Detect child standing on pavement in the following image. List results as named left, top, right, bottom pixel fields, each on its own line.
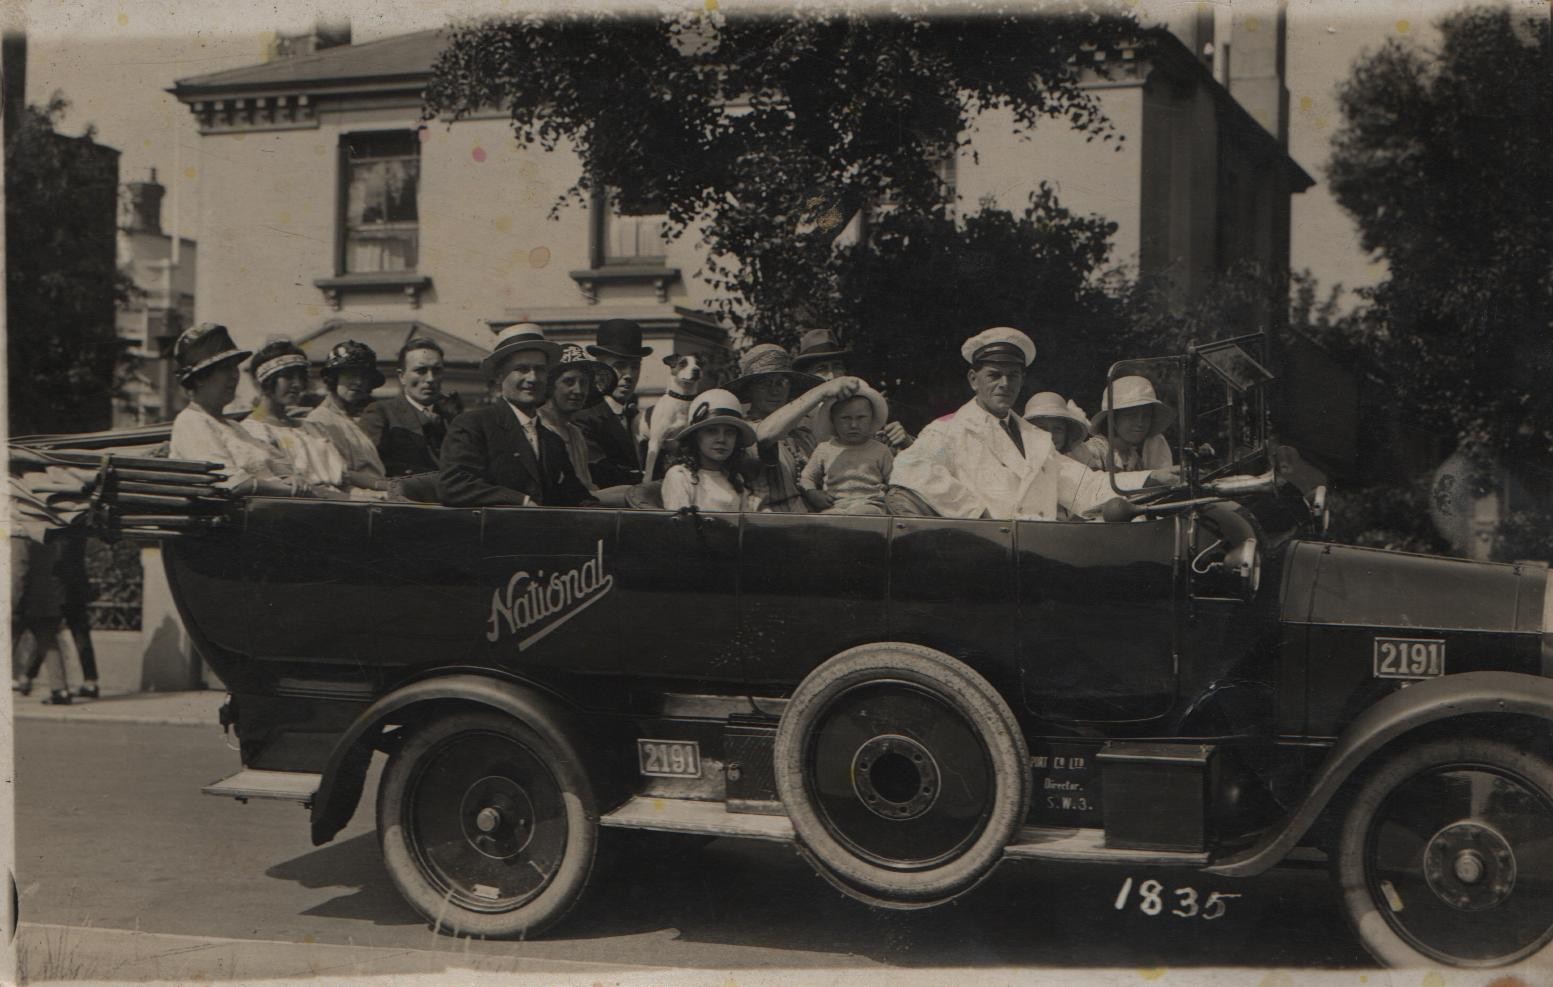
left=661, top=390, right=762, bottom=513
left=799, top=383, right=894, bottom=515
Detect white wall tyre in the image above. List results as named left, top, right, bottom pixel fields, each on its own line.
left=376, top=708, right=598, bottom=938
left=1334, top=735, right=1553, bottom=967
left=774, top=643, right=1030, bottom=906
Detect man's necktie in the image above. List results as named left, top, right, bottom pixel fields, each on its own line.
left=1002, top=415, right=1025, bottom=457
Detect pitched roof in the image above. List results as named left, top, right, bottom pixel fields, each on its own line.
left=296, top=320, right=490, bottom=367
left=170, top=30, right=443, bottom=98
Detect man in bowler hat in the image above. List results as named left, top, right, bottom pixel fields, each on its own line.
left=439, top=325, right=594, bottom=508
left=571, top=319, right=653, bottom=487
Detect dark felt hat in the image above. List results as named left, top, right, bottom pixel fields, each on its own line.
left=791, top=328, right=853, bottom=372
left=174, top=323, right=252, bottom=384
left=587, top=318, right=654, bottom=360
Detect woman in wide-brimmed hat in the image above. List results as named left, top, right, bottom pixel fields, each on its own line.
left=1086, top=375, right=1175, bottom=472
left=540, top=343, right=618, bottom=494
left=725, top=342, right=858, bottom=513
left=168, top=323, right=328, bottom=498
left=1023, top=391, right=1098, bottom=468
left=660, top=389, right=760, bottom=513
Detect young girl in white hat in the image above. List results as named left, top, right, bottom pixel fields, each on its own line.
left=661, top=390, right=762, bottom=513
left=1087, top=375, right=1175, bottom=471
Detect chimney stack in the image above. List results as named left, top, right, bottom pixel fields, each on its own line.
left=1227, top=3, right=1289, bottom=147
left=123, top=169, right=166, bottom=235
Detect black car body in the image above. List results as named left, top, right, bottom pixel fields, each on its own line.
left=38, top=338, right=1553, bottom=968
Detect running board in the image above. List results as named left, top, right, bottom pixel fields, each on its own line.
left=601, top=796, right=794, bottom=842
left=601, top=797, right=1216, bottom=866
left=203, top=769, right=320, bottom=807
left=1004, top=826, right=1210, bottom=866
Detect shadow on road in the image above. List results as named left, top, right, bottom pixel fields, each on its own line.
left=264, top=833, right=422, bottom=928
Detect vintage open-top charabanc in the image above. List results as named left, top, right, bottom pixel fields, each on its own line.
left=17, top=336, right=1553, bottom=969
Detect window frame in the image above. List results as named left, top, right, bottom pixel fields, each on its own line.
left=335, top=130, right=421, bottom=277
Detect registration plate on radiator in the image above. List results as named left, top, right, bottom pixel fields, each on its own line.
left=637, top=739, right=702, bottom=778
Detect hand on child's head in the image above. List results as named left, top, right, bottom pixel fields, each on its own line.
left=830, top=394, right=875, bottom=446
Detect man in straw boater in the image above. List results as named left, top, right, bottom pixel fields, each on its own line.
left=891, top=327, right=1177, bottom=520
left=167, top=322, right=323, bottom=497
left=571, top=318, right=654, bottom=488
left=438, top=324, right=594, bottom=508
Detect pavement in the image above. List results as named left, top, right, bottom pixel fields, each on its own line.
left=9, top=687, right=226, bottom=727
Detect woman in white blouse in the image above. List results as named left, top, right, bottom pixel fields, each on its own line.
left=238, top=340, right=356, bottom=497
left=167, top=323, right=333, bottom=498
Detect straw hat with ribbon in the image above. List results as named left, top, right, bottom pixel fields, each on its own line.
left=1090, top=375, right=1174, bottom=439
left=482, top=323, right=562, bottom=378
left=670, top=389, right=758, bottom=448
left=725, top=343, right=822, bottom=402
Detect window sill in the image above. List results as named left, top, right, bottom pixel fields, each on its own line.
left=314, top=273, right=432, bottom=310
left=568, top=265, right=681, bottom=305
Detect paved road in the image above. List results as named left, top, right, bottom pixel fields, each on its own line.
left=14, top=715, right=1373, bottom=981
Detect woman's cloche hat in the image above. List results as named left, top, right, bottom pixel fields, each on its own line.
left=1091, top=375, right=1174, bottom=439
left=791, top=328, right=853, bottom=373
left=483, top=323, right=562, bottom=378
left=671, top=389, right=758, bottom=448
left=1023, top=391, right=1091, bottom=435
left=548, top=343, right=617, bottom=410
left=812, top=381, right=889, bottom=442
left=725, top=343, right=822, bottom=402
left=320, top=340, right=386, bottom=389
left=174, top=322, right=252, bottom=384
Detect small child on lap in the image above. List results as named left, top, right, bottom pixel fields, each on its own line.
left=799, top=383, right=893, bottom=516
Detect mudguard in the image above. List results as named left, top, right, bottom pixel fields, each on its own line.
left=1207, top=671, right=1553, bottom=876
left=308, top=673, right=588, bottom=846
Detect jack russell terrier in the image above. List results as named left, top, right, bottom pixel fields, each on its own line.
left=640, top=351, right=706, bottom=481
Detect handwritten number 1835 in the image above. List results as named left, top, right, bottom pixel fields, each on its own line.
left=1114, top=877, right=1240, bottom=920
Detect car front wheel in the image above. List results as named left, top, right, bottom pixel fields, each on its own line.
left=377, top=707, right=598, bottom=939
left=1334, top=735, right=1553, bottom=967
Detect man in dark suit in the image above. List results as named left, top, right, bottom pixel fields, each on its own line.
left=360, top=337, right=452, bottom=486
left=571, top=318, right=653, bottom=487
left=439, top=324, right=594, bottom=508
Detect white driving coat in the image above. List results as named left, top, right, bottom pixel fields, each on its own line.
left=892, top=399, right=1152, bottom=520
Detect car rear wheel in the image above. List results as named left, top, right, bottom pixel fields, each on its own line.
left=1334, top=735, right=1553, bottom=967
left=377, top=708, right=598, bottom=938
left=774, top=643, right=1029, bottom=907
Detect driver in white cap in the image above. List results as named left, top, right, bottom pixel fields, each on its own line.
left=891, top=327, right=1177, bottom=520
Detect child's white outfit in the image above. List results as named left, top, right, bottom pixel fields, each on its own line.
left=799, top=437, right=893, bottom=515
left=661, top=464, right=760, bottom=513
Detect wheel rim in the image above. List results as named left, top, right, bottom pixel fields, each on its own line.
left=404, top=729, right=568, bottom=914
left=1365, top=761, right=1553, bottom=965
left=803, top=679, right=994, bottom=870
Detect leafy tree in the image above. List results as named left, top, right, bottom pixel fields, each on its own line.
left=5, top=96, right=133, bottom=436
left=424, top=4, right=1140, bottom=344
left=1327, top=6, right=1553, bottom=458
left=834, top=185, right=1127, bottom=427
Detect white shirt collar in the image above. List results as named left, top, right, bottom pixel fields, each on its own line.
left=404, top=393, right=436, bottom=418
left=505, top=400, right=541, bottom=430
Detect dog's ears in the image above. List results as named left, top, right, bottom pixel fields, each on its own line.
left=662, top=353, right=681, bottom=368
